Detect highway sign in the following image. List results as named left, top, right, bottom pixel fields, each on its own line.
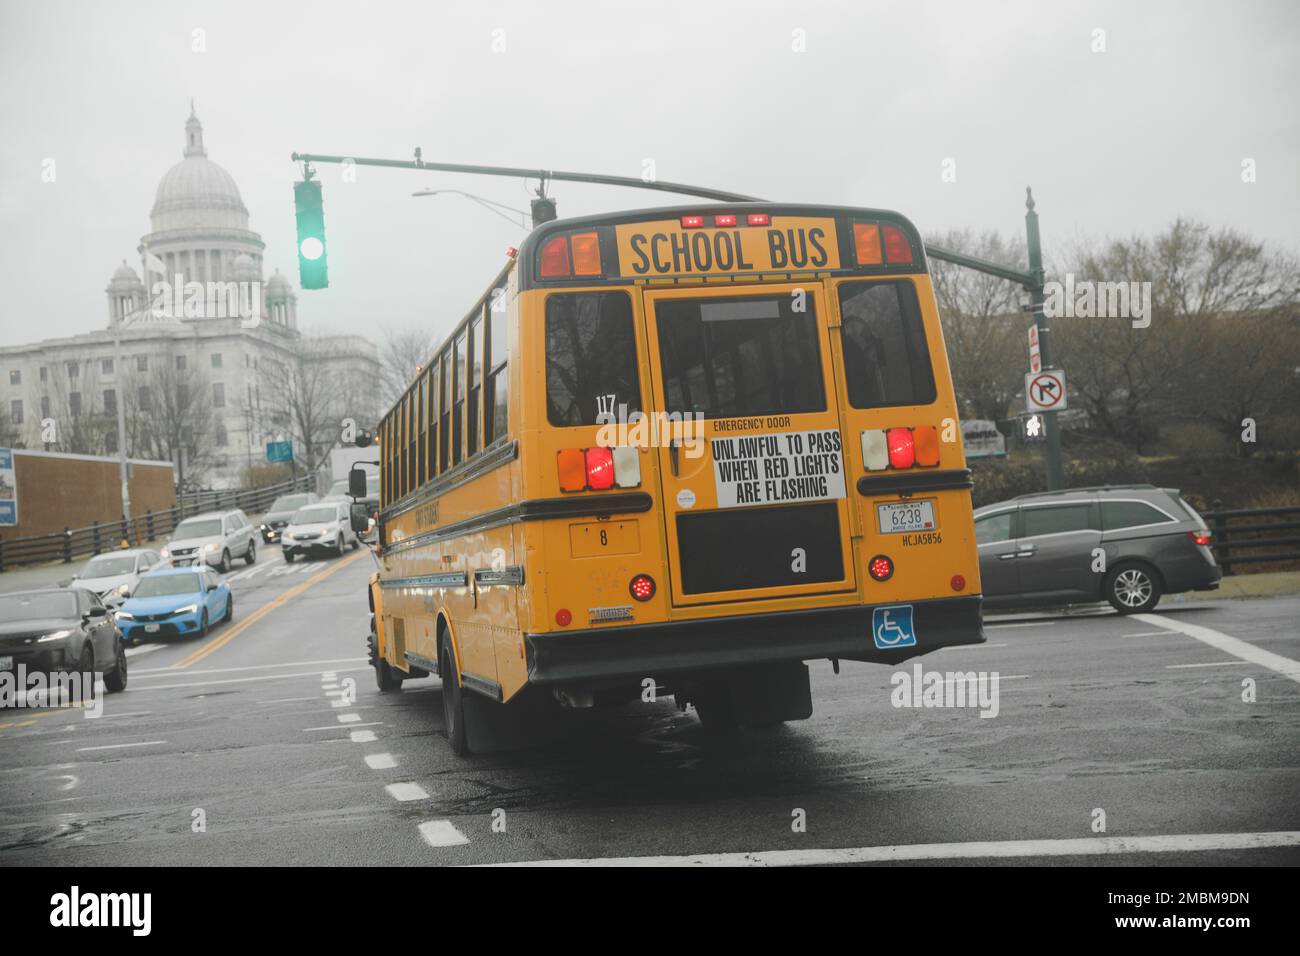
left=1025, top=370, right=1067, bottom=412
left=266, top=440, right=294, bottom=463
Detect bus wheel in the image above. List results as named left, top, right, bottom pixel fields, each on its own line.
left=368, top=623, right=402, bottom=693
left=440, top=639, right=470, bottom=756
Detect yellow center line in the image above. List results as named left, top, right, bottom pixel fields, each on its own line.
left=172, top=550, right=369, bottom=670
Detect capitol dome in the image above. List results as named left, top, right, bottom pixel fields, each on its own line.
left=148, top=107, right=250, bottom=233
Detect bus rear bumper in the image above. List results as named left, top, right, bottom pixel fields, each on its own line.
left=525, top=595, right=985, bottom=685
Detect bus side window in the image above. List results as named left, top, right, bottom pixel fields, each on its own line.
left=836, top=280, right=936, bottom=409
left=427, top=362, right=439, bottom=479
left=485, top=282, right=509, bottom=442
left=453, top=332, right=466, bottom=467
left=468, top=315, right=482, bottom=456
left=438, top=351, right=450, bottom=474
left=399, top=393, right=410, bottom=499
left=416, top=372, right=427, bottom=487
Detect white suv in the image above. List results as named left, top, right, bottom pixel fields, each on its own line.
left=162, top=509, right=258, bottom=572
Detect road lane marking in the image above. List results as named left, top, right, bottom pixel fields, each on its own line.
left=936, top=642, right=1008, bottom=650
left=259, top=696, right=320, bottom=703
left=365, top=753, right=397, bottom=769
left=338, top=713, right=361, bottom=723
left=76, top=740, right=166, bottom=752
left=302, top=721, right=382, bottom=731
left=1134, top=613, right=1300, bottom=684
left=386, top=782, right=429, bottom=801
left=1166, top=661, right=1253, bottom=669
left=1122, top=631, right=1176, bottom=638
left=984, top=622, right=1053, bottom=629
left=172, top=550, right=368, bottom=669
left=350, top=730, right=377, bottom=742
left=491, top=831, right=1300, bottom=867
left=122, top=667, right=370, bottom=692
left=124, top=643, right=166, bottom=659
left=419, top=821, right=469, bottom=847
left=325, top=689, right=345, bottom=697
left=133, top=656, right=366, bottom=677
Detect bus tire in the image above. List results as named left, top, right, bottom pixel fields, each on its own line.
left=440, top=638, right=470, bottom=756
left=369, top=622, right=402, bottom=693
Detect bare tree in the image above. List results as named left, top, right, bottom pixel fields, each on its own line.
left=122, top=356, right=216, bottom=490
left=378, top=325, right=434, bottom=410
left=37, top=360, right=116, bottom=456
left=281, top=333, right=347, bottom=473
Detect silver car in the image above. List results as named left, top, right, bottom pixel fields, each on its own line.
left=69, top=548, right=164, bottom=605
left=161, top=509, right=258, bottom=572
left=281, top=501, right=360, bottom=562
left=975, top=484, right=1222, bottom=613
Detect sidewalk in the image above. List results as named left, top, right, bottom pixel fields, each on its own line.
left=1166, top=569, right=1300, bottom=603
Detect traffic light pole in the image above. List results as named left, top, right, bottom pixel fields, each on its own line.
left=290, top=150, right=1064, bottom=488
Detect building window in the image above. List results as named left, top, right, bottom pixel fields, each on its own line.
left=106, top=430, right=117, bottom=454
left=66, top=361, right=80, bottom=379
left=104, top=389, right=117, bottom=416
left=211, top=353, right=222, bottom=369
left=136, top=355, right=148, bottom=372
left=213, top=382, right=225, bottom=407
left=69, top=392, right=82, bottom=416
left=215, top=423, right=228, bottom=446
left=8, top=370, right=19, bottom=386
left=101, top=358, right=114, bottom=375
left=39, top=366, right=48, bottom=382
left=40, top=396, right=50, bottom=418
left=175, top=354, right=187, bottom=371
left=9, top=399, right=22, bottom=424
left=138, top=386, right=151, bottom=411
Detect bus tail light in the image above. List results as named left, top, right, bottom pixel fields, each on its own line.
left=714, top=214, right=737, bottom=227
left=862, top=430, right=889, bottom=471
left=555, top=608, right=573, bottom=627
left=887, top=428, right=915, bottom=469
left=1188, top=531, right=1212, bottom=547
left=612, top=446, right=640, bottom=488
left=868, top=555, right=894, bottom=582
left=882, top=224, right=913, bottom=263
left=951, top=574, right=966, bottom=592
left=747, top=213, right=770, bottom=226
left=629, top=574, right=656, bottom=601
left=854, top=223, right=883, bottom=265
left=585, top=447, right=615, bottom=489
left=681, top=215, right=705, bottom=228
left=557, top=448, right=586, bottom=491
left=913, top=426, right=940, bottom=466
left=570, top=232, right=602, bottom=275
left=540, top=236, right=571, bottom=277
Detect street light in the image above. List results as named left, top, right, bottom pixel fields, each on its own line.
left=411, top=188, right=531, bottom=228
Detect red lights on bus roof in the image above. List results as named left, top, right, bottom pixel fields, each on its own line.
left=853, top=221, right=914, bottom=266
left=539, top=232, right=602, bottom=278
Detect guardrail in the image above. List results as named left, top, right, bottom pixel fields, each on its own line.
left=0, top=475, right=314, bottom=573
left=1203, top=503, right=1300, bottom=576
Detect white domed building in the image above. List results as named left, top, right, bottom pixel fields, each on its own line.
left=0, top=106, right=379, bottom=490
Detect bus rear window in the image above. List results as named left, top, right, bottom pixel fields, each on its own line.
left=546, top=291, right=641, bottom=427
left=656, top=294, right=825, bottom=419
left=837, top=280, right=936, bottom=408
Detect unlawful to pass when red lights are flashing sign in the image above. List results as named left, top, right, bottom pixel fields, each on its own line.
left=710, top=429, right=846, bottom=508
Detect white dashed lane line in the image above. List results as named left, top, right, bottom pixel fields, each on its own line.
left=1134, top=613, right=1300, bottom=684
left=350, top=730, right=377, bottom=742
left=364, top=753, right=397, bottom=769
left=419, top=821, right=470, bottom=847
left=76, top=740, right=166, bottom=752
left=386, top=782, right=429, bottom=802
left=337, top=713, right=362, bottom=723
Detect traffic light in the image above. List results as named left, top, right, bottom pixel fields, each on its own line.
left=294, top=179, right=328, bottom=289
left=1022, top=414, right=1046, bottom=441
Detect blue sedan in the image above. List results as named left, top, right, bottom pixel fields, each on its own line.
left=114, top=566, right=233, bottom=640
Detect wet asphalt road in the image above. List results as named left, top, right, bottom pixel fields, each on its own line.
left=1, top=550, right=1297, bottom=866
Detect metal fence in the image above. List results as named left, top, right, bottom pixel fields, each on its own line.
left=1203, top=503, right=1300, bottom=575
left=0, top=475, right=314, bottom=573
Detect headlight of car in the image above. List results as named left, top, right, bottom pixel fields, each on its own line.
left=38, top=629, right=75, bottom=643
left=204, top=542, right=220, bottom=552
left=117, top=583, right=131, bottom=595
left=116, top=611, right=135, bottom=620
left=175, top=604, right=200, bottom=615
left=160, top=548, right=170, bottom=560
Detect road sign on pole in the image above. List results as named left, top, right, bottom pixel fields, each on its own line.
left=1025, top=369, right=1068, bottom=413
left=266, top=440, right=294, bottom=463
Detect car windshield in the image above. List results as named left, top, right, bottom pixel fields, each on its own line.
left=0, top=592, right=77, bottom=622
left=294, top=507, right=339, bottom=525
left=270, top=494, right=311, bottom=512
left=133, top=574, right=203, bottom=598
left=82, top=555, right=137, bottom=577
left=173, top=518, right=222, bottom=539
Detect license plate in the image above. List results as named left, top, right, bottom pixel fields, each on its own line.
left=0, top=655, right=12, bottom=671
left=145, top=624, right=160, bottom=633
left=877, top=499, right=937, bottom=534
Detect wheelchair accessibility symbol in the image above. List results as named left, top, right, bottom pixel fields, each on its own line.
left=872, top=604, right=916, bottom=650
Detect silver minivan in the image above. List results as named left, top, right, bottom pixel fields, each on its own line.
left=161, top=509, right=259, bottom=572
left=975, top=484, right=1222, bottom=613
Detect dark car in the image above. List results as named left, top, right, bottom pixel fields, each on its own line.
left=975, top=484, right=1222, bottom=613
left=258, top=492, right=320, bottom=543
left=0, top=588, right=128, bottom=696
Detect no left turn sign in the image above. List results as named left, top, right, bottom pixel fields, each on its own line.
left=1025, top=369, right=1068, bottom=412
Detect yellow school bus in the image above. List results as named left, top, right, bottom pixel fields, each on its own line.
left=362, top=204, right=985, bottom=754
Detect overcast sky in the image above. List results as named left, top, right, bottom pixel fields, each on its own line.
left=1, top=0, right=1296, bottom=349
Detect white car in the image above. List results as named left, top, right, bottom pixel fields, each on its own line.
left=281, top=501, right=360, bottom=562
left=161, top=509, right=258, bottom=572
left=70, top=548, right=164, bottom=605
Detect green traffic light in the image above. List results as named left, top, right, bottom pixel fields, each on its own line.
left=294, top=179, right=329, bottom=289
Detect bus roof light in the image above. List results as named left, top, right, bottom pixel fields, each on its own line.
left=882, top=224, right=913, bottom=264
left=862, top=430, right=889, bottom=471
left=913, top=426, right=940, bottom=467
left=887, top=428, right=915, bottom=469
left=539, top=235, right=571, bottom=277
left=557, top=448, right=586, bottom=491
left=854, top=223, right=883, bottom=265
left=571, top=231, right=602, bottom=275
left=714, top=214, right=737, bottom=227
left=585, top=447, right=615, bottom=490
left=681, top=215, right=705, bottom=229
left=747, top=213, right=770, bottom=226
left=611, top=446, right=640, bottom=487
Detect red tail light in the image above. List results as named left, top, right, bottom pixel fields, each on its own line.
left=747, top=213, right=770, bottom=226
left=539, top=236, right=571, bottom=277
left=714, top=214, right=737, bottom=227
left=869, top=555, right=894, bottom=582
left=886, top=428, right=915, bottom=469
left=629, top=574, right=656, bottom=601
left=950, top=574, right=966, bottom=592
left=681, top=215, right=705, bottom=228
left=555, top=608, right=572, bottom=627
left=1188, top=531, right=1212, bottom=546
left=882, top=224, right=913, bottom=264
left=585, top=447, right=615, bottom=490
